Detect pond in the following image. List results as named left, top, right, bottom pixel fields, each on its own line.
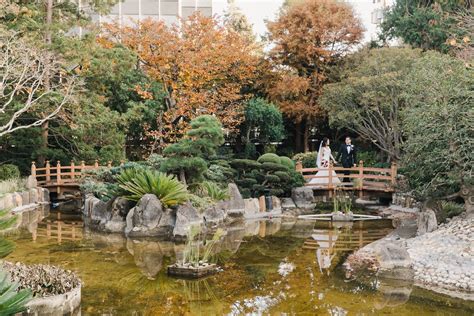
left=7, top=207, right=474, bottom=315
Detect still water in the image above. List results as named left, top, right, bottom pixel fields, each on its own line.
left=7, top=207, right=474, bottom=315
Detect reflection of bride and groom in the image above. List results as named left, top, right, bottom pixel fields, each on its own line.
left=308, top=136, right=357, bottom=186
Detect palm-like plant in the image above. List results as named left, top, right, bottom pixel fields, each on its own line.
left=0, top=210, right=32, bottom=314
left=116, top=168, right=188, bottom=207
left=196, top=181, right=229, bottom=202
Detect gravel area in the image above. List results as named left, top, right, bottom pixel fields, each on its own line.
left=3, top=261, right=81, bottom=297
left=406, top=214, right=474, bottom=293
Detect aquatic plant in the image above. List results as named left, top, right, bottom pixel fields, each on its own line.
left=116, top=168, right=188, bottom=207
left=181, top=225, right=225, bottom=267
left=333, top=186, right=352, bottom=214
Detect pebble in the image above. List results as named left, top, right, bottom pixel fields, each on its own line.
left=406, top=214, right=474, bottom=292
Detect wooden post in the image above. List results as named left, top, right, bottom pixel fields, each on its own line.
left=80, top=161, right=85, bottom=178
left=328, top=162, right=333, bottom=190
left=94, top=159, right=99, bottom=169
left=258, top=196, right=266, bottom=212
left=70, top=161, right=75, bottom=180
left=45, top=160, right=51, bottom=183
left=295, top=161, right=303, bottom=173
left=120, top=160, right=125, bottom=167
left=31, top=161, right=37, bottom=177
left=56, top=161, right=61, bottom=184
left=358, top=160, right=364, bottom=198
left=107, top=161, right=112, bottom=168
left=391, top=162, right=397, bottom=186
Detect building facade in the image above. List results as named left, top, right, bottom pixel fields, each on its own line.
left=93, top=0, right=213, bottom=26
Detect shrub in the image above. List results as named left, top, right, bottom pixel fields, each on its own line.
left=116, top=168, right=188, bottom=207
left=195, top=181, right=229, bottom=201
left=0, top=165, right=20, bottom=181
left=292, top=152, right=317, bottom=168
left=80, top=180, right=118, bottom=202
left=146, top=154, right=167, bottom=170
left=279, top=156, right=295, bottom=170
left=0, top=178, right=27, bottom=197
left=440, top=201, right=464, bottom=219
left=257, top=153, right=281, bottom=164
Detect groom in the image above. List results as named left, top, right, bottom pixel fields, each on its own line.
left=336, top=136, right=357, bottom=183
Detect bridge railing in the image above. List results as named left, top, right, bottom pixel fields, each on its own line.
left=31, top=160, right=114, bottom=187
left=296, top=160, right=397, bottom=192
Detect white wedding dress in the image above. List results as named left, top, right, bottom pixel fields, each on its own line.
left=308, top=147, right=341, bottom=186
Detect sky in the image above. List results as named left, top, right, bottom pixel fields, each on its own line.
left=212, top=0, right=285, bottom=40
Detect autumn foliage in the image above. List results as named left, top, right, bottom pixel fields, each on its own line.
left=100, top=14, right=260, bottom=149
left=266, top=0, right=363, bottom=151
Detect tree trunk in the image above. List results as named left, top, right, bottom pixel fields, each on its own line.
left=303, top=120, right=310, bottom=153
left=295, top=121, right=303, bottom=153
left=39, top=0, right=53, bottom=166
left=179, top=169, right=187, bottom=186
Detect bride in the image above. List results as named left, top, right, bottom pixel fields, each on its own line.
left=308, top=138, right=341, bottom=186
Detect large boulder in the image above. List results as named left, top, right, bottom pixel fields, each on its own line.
left=125, top=194, right=174, bottom=238
left=104, top=197, right=132, bottom=233
left=89, top=197, right=111, bottom=224
left=291, top=187, right=314, bottom=209
left=173, top=203, right=203, bottom=239
left=344, top=238, right=413, bottom=281
left=416, top=209, right=437, bottom=236
left=216, top=183, right=245, bottom=217
left=243, top=198, right=260, bottom=219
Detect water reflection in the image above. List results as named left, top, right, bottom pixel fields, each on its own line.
left=7, top=208, right=473, bottom=315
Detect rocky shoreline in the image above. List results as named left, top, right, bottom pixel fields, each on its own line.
left=344, top=206, right=474, bottom=301
left=406, top=213, right=473, bottom=299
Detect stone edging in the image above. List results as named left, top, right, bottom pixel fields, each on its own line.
left=0, top=187, right=50, bottom=212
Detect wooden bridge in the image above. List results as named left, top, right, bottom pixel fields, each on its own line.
left=31, top=160, right=114, bottom=197
left=296, top=160, right=397, bottom=198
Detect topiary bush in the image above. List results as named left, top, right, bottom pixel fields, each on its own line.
left=232, top=154, right=304, bottom=198
left=0, top=164, right=20, bottom=181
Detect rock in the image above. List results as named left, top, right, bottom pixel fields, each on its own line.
left=203, top=206, right=226, bottom=225
left=90, top=197, right=111, bottom=223
left=216, top=183, right=245, bottom=212
left=243, top=198, right=260, bottom=218
left=111, top=197, right=132, bottom=218
left=125, top=194, right=173, bottom=238
left=291, top=187, right=314, bottom=209
left=173, top=203, right=203, bottom=238
left=29, top=188, right=38, bottom=204
left=26, top=175, right=38, bottom=189
left=103, top=197, right=130, bottom=233
left=417, top=208, right=437, bottom=236
left=11, top=192, right=22, bottom=207
left=272, top=196, right=281, bottom=211
left=20, top=191, right=30, bottom=205
left=281, top=198, right=296, bottom=210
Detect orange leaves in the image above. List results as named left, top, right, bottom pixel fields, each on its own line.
left=100, top=13, right=259, bottom=145
left=266, top=0, right=363, bottom=122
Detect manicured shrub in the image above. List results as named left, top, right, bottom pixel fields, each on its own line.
left=257, top=153, right=281, bottom=164
left=279, top=156, right=295, bottom=170
left=0, top=164, right=20, bottom=181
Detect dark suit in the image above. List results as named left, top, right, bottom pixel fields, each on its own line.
left=336, top=144, right=357, bottom=182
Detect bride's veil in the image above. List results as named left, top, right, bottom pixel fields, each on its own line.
left=316, top=140, right=323, bottom=168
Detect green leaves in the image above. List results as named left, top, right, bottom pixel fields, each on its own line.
left=0, top=271, right=31, bottom=316
left=116, top=168, right=188, bottom=207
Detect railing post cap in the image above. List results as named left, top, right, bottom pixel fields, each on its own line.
left=31, top=161, right=36, bottom=166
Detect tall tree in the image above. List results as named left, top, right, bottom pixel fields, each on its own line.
left=321, top=48, right=422, bottom=162
left=101, top=13, right=259, bottom=150
left=0, top=30, right=75, bottom=137
left=266, top=0, right=363, bottom=152
left=401, top=51, right=473, bottom=202
left=380, top=0, right=472, bottom=53
left=224, top=0, right=256, bottom=42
